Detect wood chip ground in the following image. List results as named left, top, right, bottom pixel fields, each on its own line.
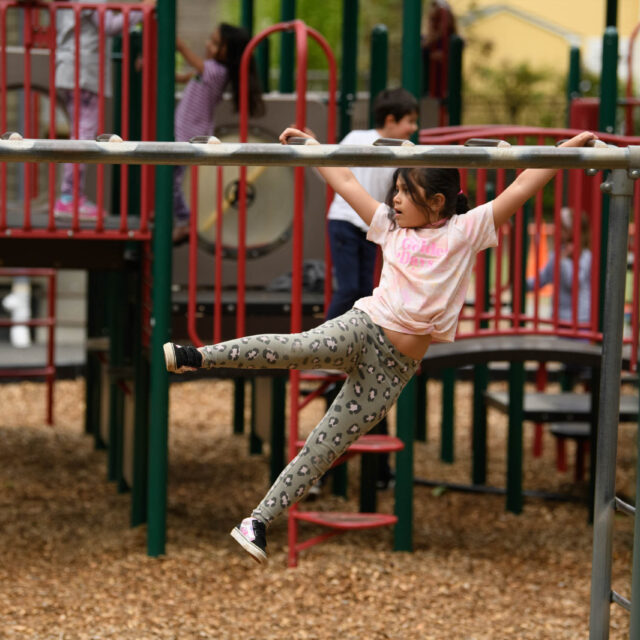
left=0, top=377, right=636, bottom=639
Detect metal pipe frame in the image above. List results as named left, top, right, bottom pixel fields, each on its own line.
left=1, top=138, right=640, bottom=170
left=588, top=168, right=635, bottom=639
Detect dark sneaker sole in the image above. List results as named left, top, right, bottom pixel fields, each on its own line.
left=162, top=342, right=197, bottom=374
left=230, top=527, right=267, bottom=564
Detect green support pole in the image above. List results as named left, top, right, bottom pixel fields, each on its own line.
left=85, top=271, right=107, bottom=448
left=630, top=390, right=640, bottom=636
left=249, top=379, right=263, bottom=455
left=598, top=27, right=618, bottom=333
left=132, top=352, right=149, bottom=526
left=606, top=0, right=617, bottom=27
left=401, top=0, right=421, bottom=144
left=567, top=46, right=581, bottom=125
left=440, top=368, right=455, bottom=462
left=472, top=363, right=488, bottom=484
left=369, top=24, right=388, bottom=128
left=233, top=379, right=245, bottom=434
left=339, top=0, right=358, bottom=140
left=279, top=0, right=295, bottom=93
left=147, top=0, right=175, bottom=557
left=415, top=370, right=427, bottom=442
left=269, top=377, right=286, bottom=484
left=599, top=27, right=618, bottom=135
left=394, top=376, right=417, bottom=551
left=446, top=34, right=463, bottom=126
left=241, top=0, right=253, bottom=34
left=506, top=361, right=524, bottom=514
left=107, top=272, right=125, bottom=486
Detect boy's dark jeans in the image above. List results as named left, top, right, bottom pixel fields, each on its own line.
left=326, top=220, right=378, bottom=319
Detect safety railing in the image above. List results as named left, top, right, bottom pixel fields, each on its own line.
left=419, top=125, right=640, bottom=371
left=0, top=267, right=56, bottom=424
left=0, top=0, right=156, bottom=240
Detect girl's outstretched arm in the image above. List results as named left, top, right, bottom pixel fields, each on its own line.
left=177, top=38, right=204, bottom=75
left=491, top=131, right=597, bottom=230
left=279, top=127, right=381, bottom=226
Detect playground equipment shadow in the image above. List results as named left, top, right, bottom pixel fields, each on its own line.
left=0, top=377, right=635, bottom=639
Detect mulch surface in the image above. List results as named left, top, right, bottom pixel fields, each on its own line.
left=0, top=377, right=636, bottom=639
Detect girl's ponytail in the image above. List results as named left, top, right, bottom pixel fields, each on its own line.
left=456, top=191, right=469, bottom=214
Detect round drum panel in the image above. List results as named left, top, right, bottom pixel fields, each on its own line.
left=187, top=125, right=297, bottom=259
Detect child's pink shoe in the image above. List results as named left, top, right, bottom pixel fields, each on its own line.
left=230, top=517, right=268, bottom=564
left=54, top=196, right=104, bottom=220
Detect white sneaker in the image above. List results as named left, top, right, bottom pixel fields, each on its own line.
left=230, top=517, right=268, bottom=564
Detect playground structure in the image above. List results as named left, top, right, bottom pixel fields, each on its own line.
left=1, top=0, right=640, bottom=637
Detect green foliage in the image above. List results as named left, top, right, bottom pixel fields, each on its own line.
left=217, top=0, right=408, bottom=91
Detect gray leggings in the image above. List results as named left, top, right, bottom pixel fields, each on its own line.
left=200, top=308, right=419, bottom=526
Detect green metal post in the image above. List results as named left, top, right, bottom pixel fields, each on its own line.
left=599, top=27, right=618, bottom=135
left=567, top=46, right=581, bottom=125
left=269, top=377, right=286, bottom=484
left=369, top=24, right=388, bottom=128
left=147, top=0, right=175, bottom=557
left=233, top=379, right=245, bottom=434
left=394, top=376, right=417, bottom=551
left=249, top=379, right=263, bottom=455
left=339, top=0, right=358, bottom=140
left=402, top=0, right=422, bottom=143
left=471, top=363, right=488, bottom=484
left=107, top=271, right=125, bottom=486
left=447, top=34, right=463, bottom=126
left=241, top=0, right=253, bottom=33
left=606, top=0, right=617, bottom=27
left=440, top=368, right=455, bottom=462
left=415, top=370, right=427, bottom=442
left=506, top=361, right=524, bottom=514
left=279, top=0, right=295, bottom=93
left=598, top=27, right=618, bottom=333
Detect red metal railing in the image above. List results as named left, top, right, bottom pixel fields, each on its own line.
left=0, top=267, right=56, bottom=424
left=419, top=125, right=640, bottom=370
left=0, top=1, right=156, bottom=240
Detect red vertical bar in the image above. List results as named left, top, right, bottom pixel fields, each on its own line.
left=119, top=8, right=130, bottom=232
left=570, top=169, right=585, bottom=335
left=473, top=169, right=487, bottom=334
left=95, top=5, right=105, bottom=232
left=187, top=166, right=202, bottom=346
left=23, top=4, right=32, bottom=231
left=139, top=6, right=153, bottom=233
left=494, top=169, right=505, bottom=331
left=0, top=3, right=7, bottom=233
left=214, top=166, right=223, bottom=344
left=46, top=271, right=56, bottom=425
left=48, top=2, right=56, bottom=231
left=512, top=168, right=523, bottom=331
left=71, top=4, right=81, bottom=231
left=551, top=183, right=561, bottom=333
left=590, top=175, right=602, bottom=338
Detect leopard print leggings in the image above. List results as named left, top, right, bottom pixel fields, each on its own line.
left=199, top=308, right=419, bottom=526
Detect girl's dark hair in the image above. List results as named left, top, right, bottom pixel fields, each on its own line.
left=384, top=167, right=469, bottom=227
left=219, top=23, right=265, bottom=117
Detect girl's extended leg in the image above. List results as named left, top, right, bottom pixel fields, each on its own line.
left=167, top=309, right=371, bottom=375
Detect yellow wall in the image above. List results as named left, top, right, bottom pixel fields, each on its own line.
left=448, top=0, right=640, bottom=75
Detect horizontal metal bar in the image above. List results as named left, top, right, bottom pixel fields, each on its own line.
left=611, top=590, right=632, bottom=612
left=614, top=496, right=636, bottom=516
left=0, top=138, right=639, bottom=169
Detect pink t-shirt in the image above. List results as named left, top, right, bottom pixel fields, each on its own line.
left=354, top=201, right=497, bottom=342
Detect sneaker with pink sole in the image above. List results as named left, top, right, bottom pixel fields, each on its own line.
left=54, top=196, right=104, bottom=220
